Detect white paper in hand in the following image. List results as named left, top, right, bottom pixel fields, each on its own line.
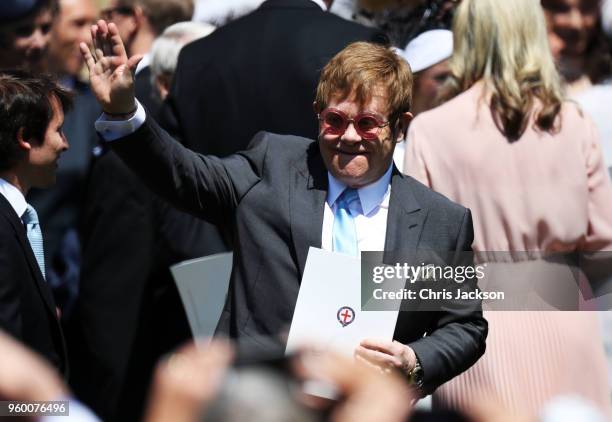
left=286, top=247, right=399, bottom=356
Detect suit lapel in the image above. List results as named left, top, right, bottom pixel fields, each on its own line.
left=289, top=158, right=428, bottom=276
left=0, top=196, right=58, bottom=316
left=290, top=143, right=328, bottom=278
left=384, top=169, right=428, bottom=264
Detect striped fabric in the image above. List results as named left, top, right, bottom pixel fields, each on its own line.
left=22, top=204, right=45, bottom=280
left=433, top=311, right=612, bottom=419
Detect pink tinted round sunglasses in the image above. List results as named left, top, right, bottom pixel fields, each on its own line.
left=318, top=108, right=390, bottom=140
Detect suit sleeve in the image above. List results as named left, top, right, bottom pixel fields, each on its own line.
left=110, top=117, right=268, bottom=227
left=408, top=209, right=488, bottom=394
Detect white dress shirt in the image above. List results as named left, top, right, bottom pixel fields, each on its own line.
left=310, top=0, right=328, bottom=10
left=321, top=165, right=392, bottom=253
left=94, top=101, right=147, bottom=140
left=135, top=53, right=151, bottom=76
left=0, top=177, right=27, bottom=218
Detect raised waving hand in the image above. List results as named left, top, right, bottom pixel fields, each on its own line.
left=79, top=20, right=142, bottom=115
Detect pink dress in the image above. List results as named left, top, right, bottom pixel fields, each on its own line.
left=404, top=82, right=612, bottom=418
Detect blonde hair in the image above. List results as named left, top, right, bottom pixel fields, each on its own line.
left=441, top=0, right=564, bottom=140
left=316, top=42, right=413, bottom=125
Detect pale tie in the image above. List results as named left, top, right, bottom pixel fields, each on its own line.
left=22, top=204, right=46, bottom=279
left=332, top=188, right=361, bottom=256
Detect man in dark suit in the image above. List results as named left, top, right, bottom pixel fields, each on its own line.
left=162, top=0, right=387, bottom=153
left=0, top=71, right=72, bottom=375
left=67, top=145, right=227, bottom=421
left=84, top=22, right=487, bottom=394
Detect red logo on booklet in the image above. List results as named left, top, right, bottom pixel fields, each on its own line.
left=337, top=306, right=355, bottom=327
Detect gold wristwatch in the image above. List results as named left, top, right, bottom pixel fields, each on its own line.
left=408, top=358, right=424, bottom=389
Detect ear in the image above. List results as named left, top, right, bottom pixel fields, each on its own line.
left=16, top=127, right=33, bottom=151
left=394, top=111, right=413, bottom=142
left=313, top=101, right=321, bottom=114
left=133, top=6, right=145, bottom=28
left=155, top=74, right=170, bottom=100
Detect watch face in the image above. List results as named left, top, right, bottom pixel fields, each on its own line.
left=410, top=362, right=424, bottom=387
left=414, top=369, right=424, bottom=383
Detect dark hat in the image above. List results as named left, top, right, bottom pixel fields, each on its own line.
left=0, top=0, right=45, bottom=23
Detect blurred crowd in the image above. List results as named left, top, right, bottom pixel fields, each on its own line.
left=0, top=0, right=611, bottom=421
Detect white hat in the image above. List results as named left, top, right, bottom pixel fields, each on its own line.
left=400, top=29, right=453, bottom=73
left=603, top=0, right=612, bottom=37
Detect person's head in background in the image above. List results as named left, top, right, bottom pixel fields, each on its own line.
left=203, top=367, right=322, bottom=422
left=400, top=29, right=452, bottom=115
left=46, top=0, right=97, bottom=78
left=542, top=0, right=611, bottom=92
left=100, top=0, right=194, bottom=57
left=149, top=21, right=215, bottom=100
left=0, top=0, right=58, bottom=72
left=0, top=70, right=73, bottom=194
left=441, top=0, right=564, bottom=140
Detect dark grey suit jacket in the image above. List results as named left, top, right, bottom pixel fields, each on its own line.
left=111, top=118, right=487, bottom=393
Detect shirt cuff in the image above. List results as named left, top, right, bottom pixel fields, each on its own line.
left=94, top=100, right=146, bottom=141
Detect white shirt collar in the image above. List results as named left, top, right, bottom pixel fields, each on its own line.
left=58, top=76, right=76, bottom=90
left=135, top=53, right=151, bottom=75
left=310, top=0, right=328, bottom=11
left=326, top=164, right=393, bottom=216
left=0, top=177, right=27, bottom=218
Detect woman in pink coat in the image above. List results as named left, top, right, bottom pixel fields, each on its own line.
left=404, top=0, right=612, bottom=418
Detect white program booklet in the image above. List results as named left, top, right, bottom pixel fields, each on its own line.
left=286, top=247, right=400, bottom=356
left=170, top=252, right=233, bottom=339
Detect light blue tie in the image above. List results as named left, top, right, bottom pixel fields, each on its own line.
left=332, top=188, right=361, bottom=256
left=22, top=204, right=46, bottom=280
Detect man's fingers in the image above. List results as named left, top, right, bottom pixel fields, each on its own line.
left=90, top=24, right=99, bottom=58
left=126, top=54, right=143, bottom=72
left=90, top=20, right=129, bottom=70
left=108, top=22, right=128, bottom=60
left=94, top=47, right=105, bottom=63
left=80, top=42, right=96, bottom=70
left=355, top=345, right=402, bottom=368
left=94, top=23, right=106, bottom=61
left=94, top=21, right=104, bottom=51
left=95, top=20, right=113, bottom=57
left=360, top=338, right=395, bottom=354
left=97, top=19, right=109, bottom=39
